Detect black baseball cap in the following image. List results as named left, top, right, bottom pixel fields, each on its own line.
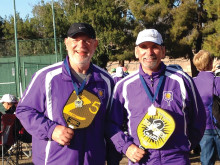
left=67, top=23, right=96, bottom=39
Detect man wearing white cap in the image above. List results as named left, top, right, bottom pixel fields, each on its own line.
left=107, top=29, right=206, bottom=164
left=0, top=94, right=18, bottom=114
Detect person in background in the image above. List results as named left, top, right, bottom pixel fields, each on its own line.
left=0, top=94, right=26, bottom=145
left=0, top=94, right=18, bottom=133
left=107, top=66, right=128, bottom=165
left=0, top=94, right=18, bottom=151
left=123, top=66, right=129, bottom=76
left=214, top=64, right=220, bottom=77
left=111, top=68, right=116, bottom=76
left=0, top=94, right=32, bottom=145
left=112, top=66, right=126, bottom=84
left=193, top=50, right=220, bottom=165
left=0, top=94, right=18, bottom=114
left=107, top=29, right=206, bottom=164
left=16, top=23, right=114, bottom=165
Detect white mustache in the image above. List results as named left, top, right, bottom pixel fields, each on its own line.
left=143, top=57, right=156, bottom=60
left=75, top=50, right=88, bottom=54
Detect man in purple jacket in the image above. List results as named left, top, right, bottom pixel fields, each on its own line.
left=107, top=29, right=206, bottom=164
left=16, top=23, right=114, bottom=165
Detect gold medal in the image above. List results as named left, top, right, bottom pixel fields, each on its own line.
left=74, top=96, right=83, bottom=108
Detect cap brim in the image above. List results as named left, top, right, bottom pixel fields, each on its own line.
left=68, top=31, right=95, bottom=39
left=136, top=39, right=161, bottom=46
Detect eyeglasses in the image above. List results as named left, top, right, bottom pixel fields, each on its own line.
left=70, top=38, right=94, bottom=45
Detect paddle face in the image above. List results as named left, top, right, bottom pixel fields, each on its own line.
left=137, top=108, right=175, bottom=149
left=63, top=90, right=101, bottom=129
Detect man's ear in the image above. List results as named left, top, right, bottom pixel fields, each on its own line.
left=64, top=38, right=68, bottom=47
left=162, top=46, right=166, bottom=59
left=94, top=40, right=98, bottom=48
left=135, top=46, right=139, bottom=59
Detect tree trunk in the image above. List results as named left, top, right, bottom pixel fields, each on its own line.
left=119, top=60, right=124, bottom=67
left=188, top=50, right=199, bottom=77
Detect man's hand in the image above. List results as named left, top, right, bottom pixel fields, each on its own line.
left=126, top=144, right=145, bottom=163
left=52, top=125, right=74, bottom=145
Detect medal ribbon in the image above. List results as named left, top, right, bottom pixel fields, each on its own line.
left=139, top=74, right=165, bottom=104
left=64, top=59, right=86, bottom=96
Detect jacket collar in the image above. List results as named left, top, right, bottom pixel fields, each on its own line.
left=197, top=71, right=215, bottom=80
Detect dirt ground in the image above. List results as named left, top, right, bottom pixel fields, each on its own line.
left=107, top=57, right=193, bottom=76
left=119, top=153, right=220, bottom=165
left=2, top=150, right=219, bottom=165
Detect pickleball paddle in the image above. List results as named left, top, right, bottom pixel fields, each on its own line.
left=137, top=107, right=175, bottom=150
left=63, top=89, right=101, bottom=129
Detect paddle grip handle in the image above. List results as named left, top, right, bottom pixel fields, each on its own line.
left=139, top=145, right=145, bottom=150
left=59, top=125, right=74, bottom=147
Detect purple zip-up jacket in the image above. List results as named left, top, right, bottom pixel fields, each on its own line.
left=193, top=71, right=220, bottom=130
left=16, top=57, right=114, bottom=165
left=107, top=62, right=206, bottom=165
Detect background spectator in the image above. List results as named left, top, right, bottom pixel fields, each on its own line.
left=193, top=50, right=220, bottom=165
left=0, top=94, right=18, bottom=114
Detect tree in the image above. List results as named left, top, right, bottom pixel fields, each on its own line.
left=169, top=0, right=202, bottom=76
left=32, top=1, right=69, bottom=38
left=1, top=13, right=39, bottom=40
left=1, top=0, right=219, bottom=71
left=126, top=0, right=219, bottom=76
left=202, top=0, right=220, bottom=57
left=61, top=0, right=135, bottom=68
left=10, top=0, right=135, bottom=67
left=0, top=16, right=3, bottom=39
left=170, top=0, right=220, bottom=76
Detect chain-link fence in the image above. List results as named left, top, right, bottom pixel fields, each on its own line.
left=0, top=38, right=65, bottom=57
left=0, top=62, right=17, bottom=96
left=0, top=38, right=66, bottom=113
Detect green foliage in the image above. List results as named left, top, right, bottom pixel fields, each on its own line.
left=202, top=33, right=220, bottom=56
left=0, top=16, right=3, bottom=39
left=0, top=38, right=64, bottom=57
left=62, top=0, right=135, bottom=67
left=202, top=0, right=220, bottom=56
left=1, top=0, right=136, bottom=68
left=0, top=40, right=15, bottom=57
left=32, top=1, right=69, bottom=38
left=168, top=0, right=199, bottom=57
left=1, top=14, right=37, bottom=40
left=1, top=0, right=220, bottom=67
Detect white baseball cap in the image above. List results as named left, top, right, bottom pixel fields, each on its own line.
left=136, top=29, right=163, bottom=46
left=0, top=94, right=17, bottom=103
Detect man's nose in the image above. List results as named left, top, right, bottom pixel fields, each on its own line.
left=145, top=47, right=154, bottom=55
left=77, top=40, right=87, bottom=47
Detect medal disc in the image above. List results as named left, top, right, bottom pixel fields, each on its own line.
left=74, top=96, right=83, bottom=108
left=137, top=107, right=175, bottom=149
left=148, top=104, right=157, bottom=116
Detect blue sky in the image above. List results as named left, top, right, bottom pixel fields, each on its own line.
left=0, top=0, right=51, bottom=19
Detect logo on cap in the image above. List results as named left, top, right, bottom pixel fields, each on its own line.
left=151, top=31, right=157, bottom=38
left=67, top=23, right=96, bottom=39
left=79, top=27, right=86, bottom=30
